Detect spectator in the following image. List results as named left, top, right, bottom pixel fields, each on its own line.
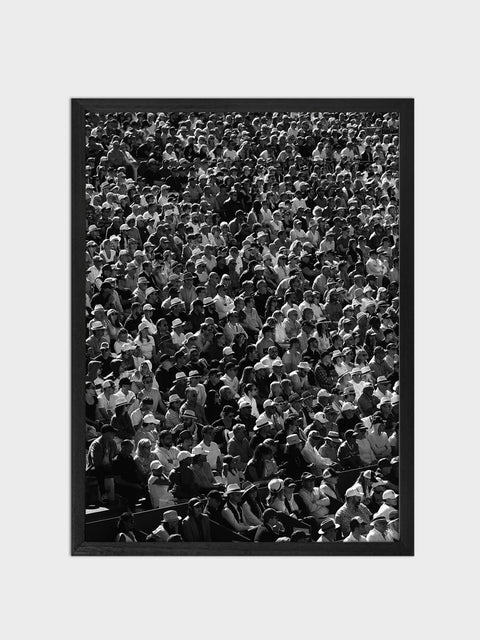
left=366, top=513, right=389, bottom=542
left=297, top=472, right=330, bottom=522
left=343, top=517, right=368, bottom=543
left=181, top=498, right=212, bottom=542
left=335, top=487, right=372, bottom=538
left=148, top=460, right=175, bottom=509
left=316, top=518, right=341, bottom=543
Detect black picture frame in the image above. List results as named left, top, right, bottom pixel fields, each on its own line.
left=72, top=98, right=414, bottom=556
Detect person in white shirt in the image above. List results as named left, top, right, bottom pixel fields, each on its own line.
left=366, top=514, right=389, bottom=542
left=385, top=510, right=400, bottom=541
left=196, top=425, right=222, bottom=472
left=301, top=431, right=333, bottom=473
left=170, top=318, right=186, bottom=346
left=220, top=362, right=240, bottom=398
left=148, top=460, right=175, bottom=508
left=140, top=304, right=157, bottom=335
left=376, top=490, right=398, bottom=521
left=374, top=377, right=393, bottom=402
left=343, top=516, right=367, bottom=542
left=213, top=285, right=235, bottom=320
left=351, top=368, right=366, bottom=400
left=153, top=430, right=180, bottom=475
left=355, top=425, right=377, bottom=466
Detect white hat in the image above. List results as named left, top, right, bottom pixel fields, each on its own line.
left=254, top=416, right=271, bottom=430
left=268, top=478, right=284, bottom=493
left=143, top=414, right=160, bottom=424
left=297, top=362, right=311, bottom=370
left=342, top=402, right=357, bottom=412
left=313, top=412, right=328, bottom=424
left=379, top=396, right=392, bottom=406
left=91, top=320, right=105, bottom=331
left=383, top=489, right=398, bottom=501
left=272, top=358, right=283, bottom=367
left=172, top=318, right=184, bottom=329
left=345, top=487, right=364, bottom=498
left=317, top=389, right=331, bottom=398
left=138, top=321, right=150, bottom=332
left=225, top=483, right=243, bottom=495
left=168, top=394, right=181, bottom=403
left=253, top=362, right=267, bottom=371
left=262, top=399, right=273, bottom=408
left=145, top=287, right=156, bottom=298
left=170, top=297, right=182, bottom=306
left=223, top=347, right=234, bottom=356
left=143, top=303, right=154, bottom=311
left=286, top=434, right=302, bottom=446
left=150, top=460, right=163, bottom=471
left=238, top=399, right=252, bottom=409
left=391, top=393, right=400, bottom=405
left=177, top=451, right=193, bottom=462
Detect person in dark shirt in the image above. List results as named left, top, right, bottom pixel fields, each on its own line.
left=168, top=451, right=197, bottom=500
left=112, top=439, right=144, bottom=508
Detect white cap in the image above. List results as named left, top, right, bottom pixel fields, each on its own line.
left=345, top=487, right=364, bottom=499
left=177, top=451, right=193, bottom=462
left=383, top=489, right=399, bottom=501
left=223, top=347, right=234, bottom=356
left=253, top=362, right=267, bottom=371
left=143, top=414, right=160, bottom=425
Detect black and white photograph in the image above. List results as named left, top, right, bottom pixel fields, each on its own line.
left=73, top=100, right=414, bottom=554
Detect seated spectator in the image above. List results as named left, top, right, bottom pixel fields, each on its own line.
left=221, top=454, right=245, bottom=487
left=191, top=447, right=220, bottom=492
left=181, top=498, right=212, bottom=542
left=221, top=484, right=253, bottom=534
left=335, top=487, right=372, bottom=538
left=240, top=482, right=265, bottom=527
left=297, top=472, right=330, bottom=522
left=168, top=451, right=197, bottom=500
left=148, top=460, right=175, bottom=509
left=115, top=512, right=142, bottom=543
left=133, top=438, right=157, bottom=485
left=317, top=518, right=341, bottom=542
left=254, top=509, right=284, bottom=542
left=244, top=443, right=275, bottom=483
left=343, top=516, right=368, bottom=543
left=86, top=424, right=118, bottom=504
left=112, top=439, right=145, bottom=509
left=366, top=513, right=389, bottom=542
left=376, top=489, right=399, bottom=520
left=149, top=510, right=181, bottom=542
left=337, top=429, right=362, bottom=470
left=354, top=424, right=377, bottom=466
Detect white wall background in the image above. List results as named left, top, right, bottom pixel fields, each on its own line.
left=2, top=1, right=477, bottom=638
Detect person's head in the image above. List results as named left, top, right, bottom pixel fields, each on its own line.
left=100, top=424, right=117, bottom=442
left=262, top=508, right=280, bottom=528
left=345, top=486, right=363, bottom=507
left=158, top=429, right=173, bottom=449
left=120, top=439, right=134, bottom=457
left=225, top=483, right=243, bottom=504
left=318, top=517, right=340, bottom=541
left=382, top=489, right=398, bottom=507
left=372, top=514, right=388, bottom=534
left=207, top=489, right=224, bottom=510
left=300, top=472, right=315, bottom=491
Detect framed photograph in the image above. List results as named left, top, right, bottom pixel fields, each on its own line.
left=72, top=98, right=414, bottom=555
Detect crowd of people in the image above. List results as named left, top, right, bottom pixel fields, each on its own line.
left=84, top=109, right=400, bottom=543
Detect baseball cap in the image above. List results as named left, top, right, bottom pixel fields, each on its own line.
left=382, top=489, right=399, bottom=501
